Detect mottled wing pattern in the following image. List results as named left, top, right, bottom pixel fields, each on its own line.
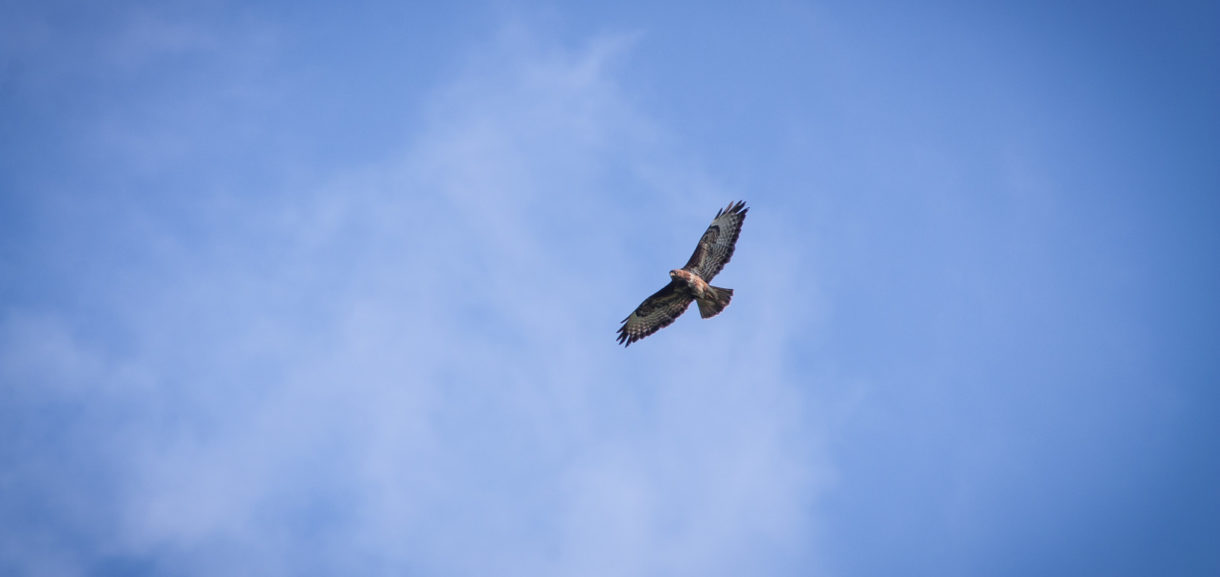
left=617, top=280, right=694, bottom=346
left=682, top=200, right=748, bottom=282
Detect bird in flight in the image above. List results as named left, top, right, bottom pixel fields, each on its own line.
left=617, top=201, right=748, bottom=346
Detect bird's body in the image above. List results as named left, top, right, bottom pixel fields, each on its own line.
left=669, top=269, right=708, bottom=299
left=617, top=201, right=748, bottom=346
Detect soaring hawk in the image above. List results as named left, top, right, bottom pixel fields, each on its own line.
left=617, top=201, right=748, bottom=346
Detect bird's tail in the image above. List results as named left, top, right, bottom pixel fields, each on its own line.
left=697, top=286, right=733, bottom=318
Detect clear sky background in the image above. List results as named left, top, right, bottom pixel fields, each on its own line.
left=2, top=1, right=1218, bottom=576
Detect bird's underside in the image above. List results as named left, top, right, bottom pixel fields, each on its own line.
left=617, top=201, right=747, bottom=347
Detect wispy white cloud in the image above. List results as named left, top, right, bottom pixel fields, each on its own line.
left=1, top=21, right=831, bottom=577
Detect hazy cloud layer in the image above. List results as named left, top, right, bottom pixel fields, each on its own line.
left=1, top=21, right=829, bottom=577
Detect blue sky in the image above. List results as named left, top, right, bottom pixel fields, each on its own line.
left=2, top=1, right=1217, bottom=576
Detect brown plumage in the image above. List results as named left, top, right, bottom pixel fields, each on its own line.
left=617, top=201, right=748, bottom=346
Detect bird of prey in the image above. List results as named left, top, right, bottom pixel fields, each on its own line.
left=617, top=201, right=748, bottom=346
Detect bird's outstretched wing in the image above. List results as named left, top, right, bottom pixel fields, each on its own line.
left=682, top=200, right=748, bottom=282
left=617, top=280, right=693, bottom=347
